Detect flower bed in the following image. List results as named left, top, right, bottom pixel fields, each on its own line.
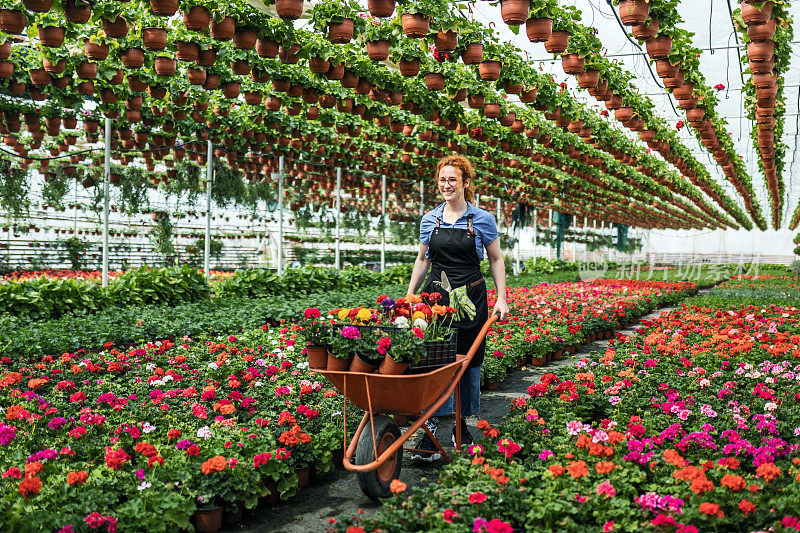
left=333, top=281, right=800, bottom=532
left=0, top=325, right=344, bottom=532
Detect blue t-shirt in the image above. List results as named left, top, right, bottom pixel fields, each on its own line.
left=419, top=202, right=499, bottom=260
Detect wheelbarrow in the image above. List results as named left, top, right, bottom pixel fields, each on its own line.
left=316, top=313, right=499, bottom=499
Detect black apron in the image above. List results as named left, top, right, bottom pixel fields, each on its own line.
left=421, top=214, right=488, bottom=368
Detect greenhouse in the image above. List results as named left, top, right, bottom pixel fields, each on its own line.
left=1, top=0, right=799, bottom=531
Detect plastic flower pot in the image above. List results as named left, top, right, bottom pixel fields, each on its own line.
left=306, top=346, right=327, bottom=370
left=526, top=17, right=552, bottom=42
left=368, top=0, right=394, bottom=17
left=401, top=13, right=430, bottom=38
left=378, top=356, right=408, bottom=375
left=193, top=508, right=222, bottom=533
left=478, top=60, right=501, bottom=81
left=461, top=42, right=483, bottom=64
left=349, top=353, right=379, bottom=373
left=618, top=0, right=650, bottom=25
left=741, top=1, right=773, bottom=24
left=295, top=466, right=310, bottom=487
left=500, top=0, right=529, bottom=25
left=544, top=30, right=569, bottom=53
left=210, top=16, right=235, bottom=40
left=327, top=352, right=352, bottom=371
left=631, top=17, right=659, bottom=40
left=329, top=19, right=354, bottom=44
left=183, top=5, right=210, bottom=30
left=275, top=0, right=303, bottom=20
left=645, top=35, right=672, bottom=59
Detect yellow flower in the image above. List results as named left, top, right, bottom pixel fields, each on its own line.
left=356, top=308, right=372, bottom=322
left=412, top=311, right=427, bottom=321
left=337, top=308, right=350, bottom=320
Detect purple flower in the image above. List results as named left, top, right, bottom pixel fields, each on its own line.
left=48, top=417, right=67, bottom=430
left=380, top=297, right=397, bottom=313
left=0, top=423, right=17, bottom=445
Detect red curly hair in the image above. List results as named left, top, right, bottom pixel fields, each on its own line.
left=435, top=155, right=476, bottom=203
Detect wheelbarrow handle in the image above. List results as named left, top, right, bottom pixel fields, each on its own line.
left=450, top=312, right=500, bottom=388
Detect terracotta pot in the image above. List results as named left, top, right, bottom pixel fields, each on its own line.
left=121, top=48, right=145, bottom=68
left=231, top=59, right=251, bottom=75
left=615, top=106, right=634, bottom=122
left=365, top=40, right=390, bottom=61
left=526, top=17, right=552, bottom=42
left=154, top=57, right=176, bottom=76
left=187, top=67, right=206, bottom=84
left=519, top=87, right=538, bottom=103
left=364, top=0, right=395, bottom=17
left=24, top=0, right=51, bottom=12
left=753, top=71, right=776, bottom=88
left=750, top=57, right=774, bottom=74
left=468, top=93, right=485, bottom=108
left=329, top=19, right=354, bottom=43
left=256, top=37, right=278, bottom=58
left=76, top=61, right=97, bottom=79
left=327, top=353, right=351, bottom=371
left=478, top=60, right=501, bottom=81
left=461, top=42, right=483, bottom=64
left=500, top=0, right=529, bottom=25
left=84, top=41, right=109, bottom=61
left=678, top=97, right=698, bottom=110
left=663, top=70, right=684, bottom=88
left=210, top=16, right=235, bottom=40
left=576, top=70, right=600, bottom=89
left=747, top=18, right=776, bottom=42
left=618, top=0, right=650, bottom=25
left=0, top=10, right=26, bottom=34
left=43, top=57, right=66, bottom=74
left=295, top=466, right=310, bottom=487
left=29, top=68, right=51, bottom=86
left=102, top=17, right=128, bottom=38
left=378, top=355, right=408, bottom=375
left=686, top=107, right=705, bottom=122
left=150, top=0, right=178, bottom=16
left=672, top=82, right=694, bottom=99
left=741, top=0, right=773, bottom=24
left=38, top=25, right=66, bottom=47
left=483, top=102, right=502, bottom=118
left=175, top=41, right=199, bottom=62
left=747, top=40, right=774, bottom=62
left=193, top=508, right=222, bottom=533
left=561, top=53, right=585, bottom=74
left=544, top=30, right=569, bottom=53
left=142, top=27, right=168, bottom=50
left=1, top=60, right=17, bottom=78
left=639, top=129, right=656, bottom=142
left=485, top=381, right=499, bottom=390
left=401, top=13, right=430, bottom=38
left=434, top=30, right=458, bottom=52
left=306, top=346, right=327, bottom=370
left=64, top=1, right=91, bottom=23
left=645, top=35, right=672, bottom=59
left=655, top=59, right=679, bottom=78
left=275, top=0, right=303, bottom=20
left=425, top=72, right=445, bottom=91
left=197, top=48, right=216, bottom=67
left=631, top=17, right=659, bottom=40
left=183, top=5, right=210, bottom=30
left=398, top=58, right=420, bottom=77
left=349, top=353, right=379, bottom=373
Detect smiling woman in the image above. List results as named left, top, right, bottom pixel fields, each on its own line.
left=405, top=154, right=509, bottom=461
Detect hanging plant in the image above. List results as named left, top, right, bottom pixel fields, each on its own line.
left=309, top=0, right=365, bottom=44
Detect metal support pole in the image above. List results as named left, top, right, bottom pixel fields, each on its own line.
left=380, top=174, right=386, bottom=273
left=532, top=208, right=538, bottom=262
left=495, top=198, right=501, bottom=232
left=203, top=140, right=213, bottom=279
left=276, top=156, right=284, bottom=275
left=419, top=181, right=424, bottom=216
left=101, top=117, right=110, bottom=287
left=583, top=216, right=588, bottom=263
left=547, top=209, right=552, bottom=260
left=335, top=167, right=342, bottom=269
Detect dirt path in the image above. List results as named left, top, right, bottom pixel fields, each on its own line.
left=228, top=305, right=679, bottom=533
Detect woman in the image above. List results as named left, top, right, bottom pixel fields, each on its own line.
left=406, top=155, right=509, bottom=462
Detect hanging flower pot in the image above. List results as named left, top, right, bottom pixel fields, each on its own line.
left=560, top=53, right=584, bottom=74
left=614, top=106, right=634, bottom=122
left=425, top=72, right=445, bottom=91
left=307, top=55, right=329, bottom=73
left=663, top=70, right=684, bottom=88
left=121, top=48, right=145, bottom=68
left=741, top=1, right=773, bottom=24
left=478, top=60, right=501, bottom=81
left=76, top=61, right=97, bottom=79
left=618, top=0, right=650, bottom=25
left=102, top=17, right=128, bottom=38
left=526, top=17, right=552, bottom=42
left=631, top=17, right=659, bottom=41
left=64, top=1, right=91, bottom=23
left=519, top=87, right=537, bottom=103
left=29, top=68, right=51, bottom=86
left=544, top=30, right=569, bottom=53
left=197, top=47, right=216, bottom=67
left=576, top=69, right=599, bottom=89
left=500, top=0, right=529, bottom=25
left=747, top=18, right=776, bottom=42
left=230, top=59, right=251, bottom=75
left=275, top=0, right=303, bottom=20
left=279, top=43, right=301, bottom=63
left=127, top=75, right=147, bottom=91
left=753, top=71, right=776, bottom=88
left=435, top=30, right=457, bottom=51
left=645, top=35, right=672, bottom=59
left=142, top=27, right=168, bottom=51
left=401, top=13, right=430, bottom=38
left=222, top=81, right=240, bottom=98
left=255, top=37, right=279, bottom=58
left=365, top=40, right=390, bottom=61
left=233, top=26, right=257, bottom=49
left=368, top=0, right=394, bottom=17
left=24, top=0, right=52, bottom=12
left=38, top=25, right=66, bottom=47
left=747, top=40, right=774, bottom=62
left=43, top=57, right=66, bottom=74
left=749, top=57, right=774, bottom=74
left=172, top=41, right=198, bottom=62
left=654, top=59, right=678, bottom=78
left=672, top=82, right=694, bottom=99
left=329, top=19, right=354, bottom=43
left=483, top=102, right=502, bottom=118
left=84, top=41, right=109, bottom=61
left=154, top=57, right=177, bottom=76
left=398, top=57, right=420, bottom=77
left=0, top=10, right=25, bottom=34
left=210, top=16, right=235, bottom=40
left=685, top=107, right=705, bottom=122
left=183, top=5, right=210, bottom=30
left=678, top=97, right=698, bottom=110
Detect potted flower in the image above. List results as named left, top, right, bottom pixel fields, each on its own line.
left=328, top=324, right=361, bottom=370
left=389, top=37, right=424, bottom=77
left=349, top=328, right=386, bottom=373
left=397, top=0, right=447, bottom=38
left=309, top=0, right=365, bottom=44
left=360, top=14, right=396, bottom=61
left=526, top=0, right=557, bottom=43
left=190, top=455, right=231, bottom=533
left=379, top=326, right=425, bottom=374
left=299, top=307, right=330, bottom=369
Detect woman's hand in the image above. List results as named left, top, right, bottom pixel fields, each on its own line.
left=492, top=299, right=509, bottom=321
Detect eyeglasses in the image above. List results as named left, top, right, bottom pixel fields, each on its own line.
left=437, top=177, right=461, bottom=186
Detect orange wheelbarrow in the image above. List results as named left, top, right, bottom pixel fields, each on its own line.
left=316, top=314, right=499, bottom=499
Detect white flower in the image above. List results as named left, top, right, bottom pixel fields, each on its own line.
left=207, top=362, right=218, bottom=370
left=137, top=481, right=152, bottom=491
left=142, top=422, right=156, bottom=434
left=296, top=361, right=309, bottom=369
left=146, top=363, right=156, bottom=371
left=197, top=426, right=212, bottom=439
left=271, top=340, right=279, bottom=345
left=393, top=316, right=410, bottom=328
left=286, top=345, right=294, bottom=351
left=162, top=375, right=173, bottom=382
left=150, top=379, right=164, bottom=387
left=254, top=381, right=263, bottom=387
left=413, top=318, right=428, bottom=331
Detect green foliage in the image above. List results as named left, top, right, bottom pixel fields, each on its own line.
left=149, top=211, right=176, bottom=266
left=183, top=237, right=224, bottom=268
left=106, top=265, right=211, bottom=307
left=0, top=277, right=106, bottom=320
left=59, top=236, right=89, bottom=270
left=0, top=157, right=30, bottom=219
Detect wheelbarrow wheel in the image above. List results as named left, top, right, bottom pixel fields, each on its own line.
left=354, top=414, right=402, bottom=500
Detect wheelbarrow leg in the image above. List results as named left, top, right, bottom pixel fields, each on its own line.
left=454, top=381, right=462, bottom=452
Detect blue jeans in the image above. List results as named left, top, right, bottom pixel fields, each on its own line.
left=434, top=365, right=481, bottom=418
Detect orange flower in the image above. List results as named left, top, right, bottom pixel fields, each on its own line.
left=663, top=449, right=687, bottom=467
left=739, top=499, right=756, bottom=515
left=567, top=460, right=588, bottom=479
left=595, top=461, right=615, bottom=474
left=389, top=479, right=406, bottom=493
left=698, top=502, right=723, bottom=518
left=431, top=304, right=448, bottom=316
left=200, top=455, right=227, bottom=474
left=67, top=471, right=89, bottom=485
left=548, top=464, right=566, bottom=477
left=690, top=476, right=714, bottom=495
left=25, top=461, right=43, bottom=477
left=18, top=476, right=41, bottom=498
left=720, top=474, right=746, bottom=492
left=755, top=462, right=781, bottom=483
